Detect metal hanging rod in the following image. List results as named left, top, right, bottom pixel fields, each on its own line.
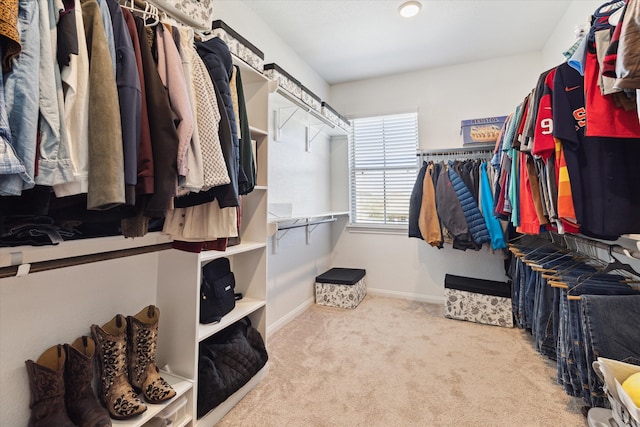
left=417, top=145, right=495, bottom=158
left=0, top=242, right=173, bottom=279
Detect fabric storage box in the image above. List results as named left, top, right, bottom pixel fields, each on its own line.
left=593, top=358, right=640, bottom=427
left=444, top=274, right=513, bottom=327
left=211, top=20, right=265, bottom=72
left=264, top=63, right=303, bottom=99
left=148, top=0, right=213, bottom=31
left=301, top=85, right=322, bottom=113
left=315, top=268, right=366, bottom=309
left=460, top=116, right=507, bottom=145
left=321, top=101, right=351, bottom=133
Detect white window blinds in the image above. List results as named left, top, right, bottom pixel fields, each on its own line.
left=350, top=113, right=418, bottom=225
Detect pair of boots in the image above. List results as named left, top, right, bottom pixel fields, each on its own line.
left=25, top=337, right=111, bottom=427
left=90, top=305, right=176, bottom=419
left=25, top=305, right=176, bottom=425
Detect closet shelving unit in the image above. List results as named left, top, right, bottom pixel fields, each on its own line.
left=0, top=55, right=271, bottom=427
left=155, top=55, right=271, bottom=427
left=267, top=86, right=351, bottom=251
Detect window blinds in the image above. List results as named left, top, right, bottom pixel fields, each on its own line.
left=350, top=113, right=418, bottom=225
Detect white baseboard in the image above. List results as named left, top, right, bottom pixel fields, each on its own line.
left=266, top=297, right=314, bottom=338
left=366, top=288, right=445, bottom=305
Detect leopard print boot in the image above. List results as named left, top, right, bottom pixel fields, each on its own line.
left=91, top=315, right=147, bottom=420
left=127, top=305, right=176, bottom=404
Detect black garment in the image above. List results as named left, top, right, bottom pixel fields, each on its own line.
left=435, top=165, right=474, bottom=250
left=196, top=37, right=242, bottom=207
left=408, top=162, right=428, bottom=239
left=57, top=0, right=78, bottom=68
left=235, top=65, right=255, bottom=195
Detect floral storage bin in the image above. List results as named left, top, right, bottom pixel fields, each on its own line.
left=321, top=101, right=351, bottom=133
left=315, top=268, right=366, bottom=309
left=264, top=63, right=303, bottom=99
left=211, top=20, right=264, bottom=73
left=301, top=85, right=322, bottom=113
left=149, top=0, right=213, bottom=31
left=444, top=274, right=513, bottom=327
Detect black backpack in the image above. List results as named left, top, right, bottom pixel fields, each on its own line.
left=200, top=258, right=236, bottom=324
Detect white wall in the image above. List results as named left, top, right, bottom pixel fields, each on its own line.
left=266, top=104, right=335, bottom=332
left=330, top=51, right=543, bottom=151
left=327, top=52, right=544, bottom=300
left=542, top=0, right=603, bottom=70
left=213, top=0, right=329, bottom=99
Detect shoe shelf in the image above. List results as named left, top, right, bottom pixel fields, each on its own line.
left=111, top=372, right=193, bottom=427
left=198, top=298, right=267, bottom=342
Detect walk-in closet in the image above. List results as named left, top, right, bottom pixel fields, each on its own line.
left=2, top=1, right=640, bottom=426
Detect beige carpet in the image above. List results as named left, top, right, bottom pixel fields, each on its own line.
left=217, top=295, right=586, bottom=427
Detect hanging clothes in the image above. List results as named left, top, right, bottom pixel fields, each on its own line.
left=479, top=162, right=505, bottom=250
left=447, top=162, right=490, bottom=247
left=81, top=0, right=125, bottom=210
left=106, top=0, right=141, bottom=206
left=418, top=162, right=442, bottom=248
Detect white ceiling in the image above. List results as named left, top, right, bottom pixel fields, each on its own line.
left=242, top=0, right=574, bottom=85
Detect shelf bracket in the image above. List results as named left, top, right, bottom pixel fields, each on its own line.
left=305, top=123, right=326, bottom=152
left=274, top=106, right=300, bottom=141
left=271, top=216, right=337, bottom=254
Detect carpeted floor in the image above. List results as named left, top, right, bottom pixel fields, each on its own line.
left=217, top=295, right=586, bottom=426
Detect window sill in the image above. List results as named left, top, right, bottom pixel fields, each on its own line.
left=346, top=224, right=408, bottom=235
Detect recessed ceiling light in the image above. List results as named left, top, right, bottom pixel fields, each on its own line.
left=399, top=1, right=422, bottom=18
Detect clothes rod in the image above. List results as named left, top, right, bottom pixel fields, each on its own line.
left=546, top=231, right=640, bottom=261
left=417, top=146, right=495, bottom=156
left=275, top=88, right=332, bottom=128
left=0, top=242, right=174, bottom=279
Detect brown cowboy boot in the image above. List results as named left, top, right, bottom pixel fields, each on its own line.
left=64, top=336, right=112, bottom=426
left=127, top=305, right=176, bottom=403
left=25, top=345, right=75, bottom=427
left=91, top=315, right=146, bottom=420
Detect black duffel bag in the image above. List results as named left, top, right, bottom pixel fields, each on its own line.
left=197, top=318, right=268, bottom=418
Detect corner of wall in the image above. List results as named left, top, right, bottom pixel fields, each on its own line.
left=212, top=0, right=330, bottom=99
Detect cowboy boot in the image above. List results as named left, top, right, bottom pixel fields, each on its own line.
left=64, top=336, right=112, bottom=427
left=25, top=345, right=75, bottom=427
left=91, top=315, right=146, bottom=420
left=127, top=305, right=176, bottom=403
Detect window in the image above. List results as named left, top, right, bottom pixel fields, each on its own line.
left=349, top=112, right=419, bottom=226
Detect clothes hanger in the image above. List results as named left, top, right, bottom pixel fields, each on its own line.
left=596, top=245, right=640, bottom=278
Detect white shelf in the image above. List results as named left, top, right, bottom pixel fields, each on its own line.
left=196, top=363, right=269, bottom=427
left=112, top=372, right=193, bottom=427
left=254, top=185, right=268, bottom=191
left=198, top=298, right=266, bottom=342
left=249, top=125, right=268, bottom=137
left=268, top=211, right=349, bottom=224
left=270, top=90, right=349, bottom=138
left=231, top=54, right=268, bottom=85
left=199, top=241, right=266, bottom=262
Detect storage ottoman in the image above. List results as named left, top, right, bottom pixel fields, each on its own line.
left=315, top=268, right=366, bottom=309
left=444, top=274, right=513, bottom=327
